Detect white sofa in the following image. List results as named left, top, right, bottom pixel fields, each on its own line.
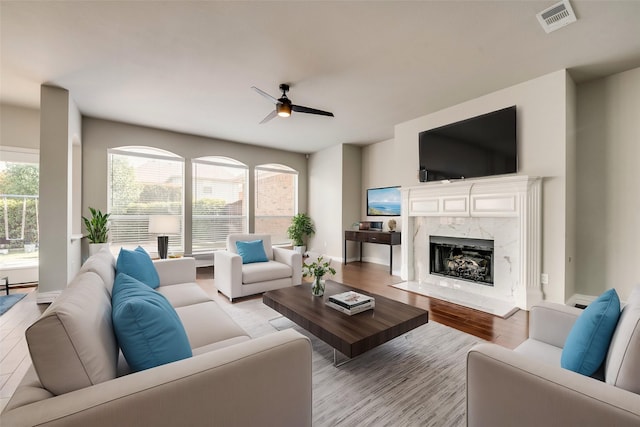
left=1, top=248, right=312, bottom=427
left=467, top=285, right=640, bottom=426
left=214, top=233, right=302, bottom=301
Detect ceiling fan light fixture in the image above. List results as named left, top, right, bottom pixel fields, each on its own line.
left=277, top=103, right=291, bottom=117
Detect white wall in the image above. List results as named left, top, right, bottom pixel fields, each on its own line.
left=360, top=138, right=403, bottom=270
left=565, top=73, right=577, bottom=301
left=363, top=70, right=573, bottom=304
left=82, top=117, right=308, bottom=256
left=0, top=103, right=40, bottom=149
left=39, top=85, right=81, bottom=301
left=341, top=144, right=362, bottom=259
left=576, top=66, right=640, bottom=301
left=308, top=144, right=343, bottom=258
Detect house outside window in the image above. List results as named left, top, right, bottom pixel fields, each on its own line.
left=192, top=157, right=248, bottom=252
left=108, top=147, right=184, bottom=256
left=254, top=164, right=297, bottom=245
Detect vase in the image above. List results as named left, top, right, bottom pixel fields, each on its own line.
left=311, top=276, right=325, bottom=296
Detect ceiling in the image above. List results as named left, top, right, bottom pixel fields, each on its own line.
left=2, top=1, right=640, bottom=154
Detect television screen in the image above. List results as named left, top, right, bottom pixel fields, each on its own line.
left=419, top=106, right=517, bottom=182
left=367, top=186, right=401, bottom=216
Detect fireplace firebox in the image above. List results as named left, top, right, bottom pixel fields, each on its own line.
left=429, top=236, right=494, bottom=286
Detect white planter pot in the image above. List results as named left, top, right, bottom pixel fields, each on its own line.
left=89, top=243, right=110, bottom=256
left=293, top=246, right=306, bottom=256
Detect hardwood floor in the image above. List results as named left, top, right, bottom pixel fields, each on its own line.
left=315, top=261, right=528, bottom=349
left=0, top=261, right=528, bottom=413
left=0, top=286, right=44, bottom=412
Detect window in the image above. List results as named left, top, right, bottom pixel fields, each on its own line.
left=192, top=157, right=248, bottom=252
left=255, top=164, right=297, bottom=245
left=0, top=147, right=39, bottom=269
left=108, top=147, right=184, bottom=256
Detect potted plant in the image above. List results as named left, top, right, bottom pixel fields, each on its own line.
left=83, top=207, right=111, bottom=255
left=286, top=213, right=315, bottom=255
left=303, top=256, right=336, bottom=296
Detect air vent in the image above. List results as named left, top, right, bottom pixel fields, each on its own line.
left=537, top=0, right=577, bottom=33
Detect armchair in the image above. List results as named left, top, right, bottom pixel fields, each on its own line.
left=467, top=286, right=640, bottom=426
left=214, top=234, right=302, bottom=301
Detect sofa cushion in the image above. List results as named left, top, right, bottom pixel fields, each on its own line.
left=112, top=273, right=192, bottom=372
left=236, top=239, right=269, bottom=264
left=78, top=245, right=116, bottom=294
left=242, top=260, right=293, bottom=284
left=175, top=301, right=249, bottom=349
left=26, top=272, right=118, bottom=395
left=157, top=282, right=212, bottom=308
left=116, top=246, right=160, bottom=289
left=514, top=339, right=563, bottom=367
left=605, top=285, right=640, bottom=393
left=561, top=288, right=621, bottom=376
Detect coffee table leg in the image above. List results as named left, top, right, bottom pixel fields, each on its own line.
left=333, top=349, right=353, bottom=367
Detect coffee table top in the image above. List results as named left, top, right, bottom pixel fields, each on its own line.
left=263, top=280, right=429, bottom=358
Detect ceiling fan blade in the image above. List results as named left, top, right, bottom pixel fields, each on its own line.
left=251, top=86, right=278, bottom=104
left=292, top=104, right=334, bottom=117
left=259, top=109, right=278, bottom=124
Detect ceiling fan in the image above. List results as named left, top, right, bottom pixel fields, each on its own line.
left=251, top=83, right=334, bottom=124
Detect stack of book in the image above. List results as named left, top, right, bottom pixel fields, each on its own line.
left=326, top=291, right=375, bottom=315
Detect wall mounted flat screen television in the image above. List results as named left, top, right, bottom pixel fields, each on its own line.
left=419, top=106, right=517, bottom=182
left=367, top=186, right=401, bottom=216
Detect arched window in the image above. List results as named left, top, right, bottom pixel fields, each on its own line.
left=192, top=156, right=248, bottom=251
left=108, top=147, right=184, bottom=256
left=254, top=163, right=298, bottom=245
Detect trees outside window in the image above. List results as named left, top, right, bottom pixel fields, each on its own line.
left=192, top=157, right=248, bottom=251
left=108, top=147, right=184, bottom=256
left=0, top=152, right=40, bottom=267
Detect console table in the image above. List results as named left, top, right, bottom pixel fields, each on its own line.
left=344, top=230, right=401, bottom=275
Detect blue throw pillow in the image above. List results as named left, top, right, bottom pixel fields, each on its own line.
left=236, top=240, right=269, bottom=264
left=561, top=288, right=621, bottom=376
left=116, top=246, right=160, bottom=289
left=111, top=273, right=192, bottom=372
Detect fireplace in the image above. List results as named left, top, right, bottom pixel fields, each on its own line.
left=430, top=236, right=494, bottom=286
left=399, top=176, right=542, bottom=312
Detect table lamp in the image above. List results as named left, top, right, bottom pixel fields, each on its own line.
left=148, top=215, right=180, bottom=259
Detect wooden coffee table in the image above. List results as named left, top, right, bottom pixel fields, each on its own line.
left=263, top=280, right=429, bottom=365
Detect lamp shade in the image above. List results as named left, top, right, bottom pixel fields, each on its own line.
left=148, top=215, right=180, bottom=235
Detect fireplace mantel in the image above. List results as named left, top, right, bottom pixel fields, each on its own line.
left=400, top=175, right=542, bottom=310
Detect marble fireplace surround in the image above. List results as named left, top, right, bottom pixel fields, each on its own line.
left=398, top=175, right=542, bottom=315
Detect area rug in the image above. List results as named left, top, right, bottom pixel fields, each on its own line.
left=220, top=297, right=481, bottom=427
left=0, top=293, right=26, bottom=316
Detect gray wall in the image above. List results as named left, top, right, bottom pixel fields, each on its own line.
left=576, top=66, right=640, bottom=301
left=0, top=103, right=40, bottom=149
left=82, top=117, right=308, bottom=256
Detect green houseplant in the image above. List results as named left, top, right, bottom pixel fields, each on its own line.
left=83, top=207, right=111, bottom=254
left=286, top=213, right=315, bottom=254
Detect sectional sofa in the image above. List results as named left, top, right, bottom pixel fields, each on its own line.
left=1, top=248, right=312, bottom=426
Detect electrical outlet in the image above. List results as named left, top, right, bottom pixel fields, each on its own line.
left=541, top=273, right=549, bottom=285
